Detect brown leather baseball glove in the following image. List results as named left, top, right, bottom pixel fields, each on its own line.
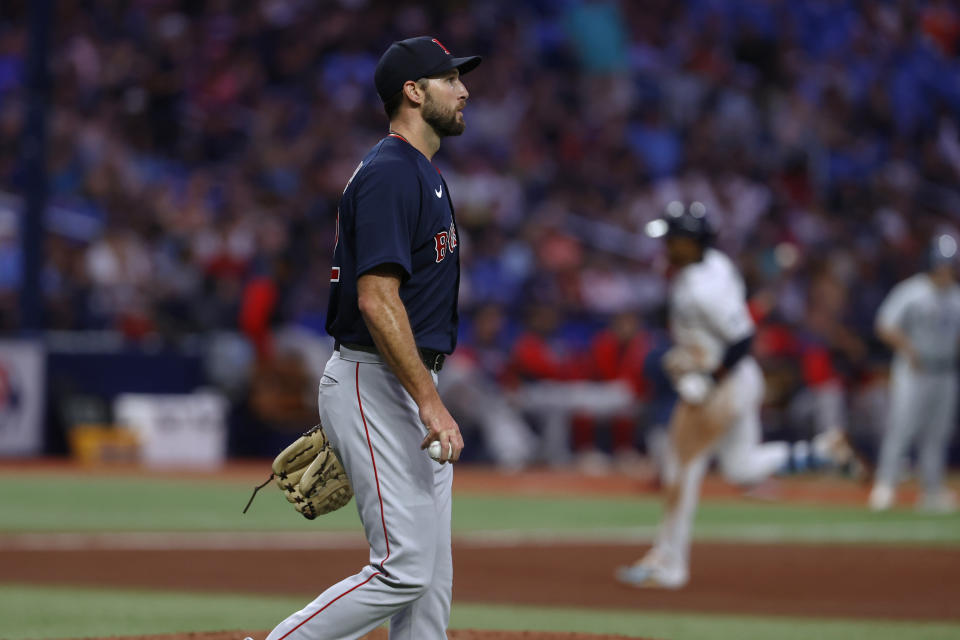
left=243, top=423, right=353, bottom=520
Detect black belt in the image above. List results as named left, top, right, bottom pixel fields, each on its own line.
left=335, top=341, right=446, bottom=373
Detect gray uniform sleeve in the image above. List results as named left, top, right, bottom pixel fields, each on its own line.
left=876, top=279, right=915, bottom=332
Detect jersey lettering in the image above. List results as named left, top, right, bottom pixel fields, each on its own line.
left=448, top=221, right=458, bottom=251
left=434, top=231, right=449, bottom=263
left=330, top=267, right=341, bottom=282
left=433, top=222, right=458, bottom=263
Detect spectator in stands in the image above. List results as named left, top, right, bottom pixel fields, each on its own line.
left=440, top=304, right=538, bottom=469
left=583, top=311, right=650, bottom=471
left=2, top=1, right=960, bottom=465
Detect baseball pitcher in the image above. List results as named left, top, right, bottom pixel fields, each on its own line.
left=262, top=37, right=480, bottom=640
left=869, top=234, right=960, bottom=513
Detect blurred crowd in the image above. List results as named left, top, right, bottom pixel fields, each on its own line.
left=2, top=0, right=960, bottom=460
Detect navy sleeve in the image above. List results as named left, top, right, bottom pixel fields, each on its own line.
left=353, top=163, right=419, bottom=279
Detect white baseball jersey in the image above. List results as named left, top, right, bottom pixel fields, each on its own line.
left=876, top=273, right=960, bottom=370
left=645, top=248, right=789, bottom=583
left=669, top=248, right=755, bottom=370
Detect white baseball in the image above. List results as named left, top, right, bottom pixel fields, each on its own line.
left=428, top=440, right=443, bottom=460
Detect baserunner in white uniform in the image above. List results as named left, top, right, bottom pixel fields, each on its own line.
left=616, top=202, right=834, bottom=589
left=869, top=234, right=960, bottom=513
left=263, top=37, right=480, bottom=640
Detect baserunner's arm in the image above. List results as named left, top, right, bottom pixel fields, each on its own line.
left=357, top=263, right=463, bottom=462
left=876, top=325, right=918, bottom=368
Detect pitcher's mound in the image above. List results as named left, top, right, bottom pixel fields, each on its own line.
left=77, top=630, right=656, bottom=640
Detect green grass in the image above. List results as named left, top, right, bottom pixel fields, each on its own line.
left=0, top=475, right=343, bottom=532
left=0, top=584, right=297, bottom=639
left=461, top=496, right=960, bottom=544
left=453, top=603, right=960, bottom=640
left=1, top=474, right=959, bottom=545
left=2, top=584, right=959, bottom=640
left=3, top=473, right=959, bottom=640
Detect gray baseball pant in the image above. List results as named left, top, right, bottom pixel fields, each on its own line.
left=875, top=360, right=958, bottom=493
left=266, top=346, right=453, bottom=640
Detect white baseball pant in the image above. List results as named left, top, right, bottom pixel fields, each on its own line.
left=653, top=357, right=789, bottom=573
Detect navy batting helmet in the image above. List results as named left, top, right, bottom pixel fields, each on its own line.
left=645, top=201, right=715, bottom=245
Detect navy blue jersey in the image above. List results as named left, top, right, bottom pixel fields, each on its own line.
left=325, top=134, right=460, bottom=354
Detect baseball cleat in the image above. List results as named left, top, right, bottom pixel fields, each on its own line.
left=615, top=562, right=688, bottom=589
left=812, top=429, right=855, bottom=468
left=917, top=489, right=957, bottom=514
left=868, top=483, right=894, bottom=511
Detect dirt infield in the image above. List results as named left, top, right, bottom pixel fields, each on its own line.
left=6, top=541, right=960, bottom=622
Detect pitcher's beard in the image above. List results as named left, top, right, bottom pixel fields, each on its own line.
left=423, top=96, right=465, bottom=137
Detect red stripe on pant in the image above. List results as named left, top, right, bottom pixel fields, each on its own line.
left=357, top=361, right=392, bottom=572
left=276, top=572, right=381, bottom=640
left=275, top=361, right=392, bottom=640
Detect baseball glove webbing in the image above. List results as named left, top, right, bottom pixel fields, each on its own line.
left=242, top=423, right=354, bottom=519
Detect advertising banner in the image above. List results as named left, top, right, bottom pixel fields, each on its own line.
left=114, top=391, right=228, bottom=468
left=0, top=340, right=45, bottom=457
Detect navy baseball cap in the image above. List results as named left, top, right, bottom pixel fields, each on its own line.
left=374, top=36, right=481, bottom=102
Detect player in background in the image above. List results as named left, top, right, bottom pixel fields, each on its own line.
left=616, top=202, right=839, bottom=589
left=869, top=234, right=960, bottom=513
left=438, top=304, right=538, bottom=470
left=263, top=36, right=480, bottom=640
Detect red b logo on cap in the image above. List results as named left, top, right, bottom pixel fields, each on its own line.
left=431, top=38, right=450, bottom=54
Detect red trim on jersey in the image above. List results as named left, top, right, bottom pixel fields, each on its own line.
left=388, top=133, right=444, bottom=176
left=356, top=362, right=391, bottom=572
left=333, top=209, right=340, bottom=251
left=275, top=572, right=381, bottom=640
